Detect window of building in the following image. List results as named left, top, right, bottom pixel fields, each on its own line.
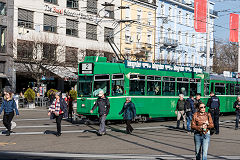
left=18, top=9, right=34, bottom=29
left=177, top=78, right=189, bottom=96
left=178, top=31, right=181, bottom=44
left=137, top=9, right=142, bottom=23
left=86, top=49, right=97, bottom=56
left=17, top=40, right=34, bottom=59
left=125, top=25, right=131, bottom=43
left=93, top=74, right=110, bottom=96
left=178, top=10, right=182, bottom=24
left=136, top=27, right=142, bottom=48
left=125, top=5, right=131, bottom=20
left=191, top=34, right=195, bottom=47
left=67, top=0, right=79, bottom=9
left=148, top=12, right=152, bottom=25
left=86, top=23, right=97, bottom=40
left=104, top=27, right=114, bottom=42
left=168, top=7, right=172, bottom=21
left=147, top=76, right=161, bottom=95
left=66, top=19, right=78, bottom=37
left=104, top=3, right=114, bottom=19
left=160, top=4, right=165, bottom=15
left=0, top=26, right=6, bottom=53
left=44, top=14, right=57, bottom=33
left=44, top=0, right=58, bottom=5
left=112, top=74, right=124, bottom=96
left=65, top=46, right=78, bottom=66
left=43, top=43, right=57, bottom=60
left=186, top=13, right=189, bottom=26
left=87, top=0, right=97, bottom=14
left=162, top=77, right=175, bottom=96
left=0, top=61, right=5, bottom=73
left=0, top=2, right=6, bottom=16
left=185, top=33, right=188, bottom=45
left=129, top=74, right=145, bottom=95
left=147, top=31, right=152, bottom=46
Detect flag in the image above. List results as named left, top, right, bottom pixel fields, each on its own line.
left=194, top=0, right=207, bottom=33
left=229, top=13, right=239, bottom=42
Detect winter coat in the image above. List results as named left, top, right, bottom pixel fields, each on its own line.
left=49, top=97, right=68, bottom=119
left=119, top=101, right=136, bottom=120
left=206, top=95, right=220, bottom=109
left=0, top=96, right=19, bottom=115
left=184, top=98, right=195, bottom=117
left=176, top=99, right=186, bottom=111
left=92, top=96, right=110, bottom=116
left=233, top=100, right=240, bottom=111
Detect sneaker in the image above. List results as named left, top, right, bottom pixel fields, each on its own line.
left=56, top=133, right=61, bottom=137
left=235, top=127, right=238, bottom=130
left=6, top=131, right=10, bottom=136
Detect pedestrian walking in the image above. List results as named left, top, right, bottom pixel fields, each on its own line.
left=48, top=92, right=67, bottom=137
left=119, top=97, right=136, bottom=134
left=0, top=91, right=19, bottom=136
left=67, top=94, right=74, bottom=123
left=191, top=103, right=214, bottom=160
left=90, top=90, right=110, bottom=135
left=194, top=93, right=202, bottom=112
left=233, top=96, right=240, bottom=130
left=184, top=95, right=195, bottom=134
left=175, top=94, right=186, bottom=129
left=206, top=91, right=220, bottom=134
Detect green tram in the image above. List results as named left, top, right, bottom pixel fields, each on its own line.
left=77, top=56, right=237, bottom=121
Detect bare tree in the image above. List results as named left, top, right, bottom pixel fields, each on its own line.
left=213, top=41, right=238, bottom=73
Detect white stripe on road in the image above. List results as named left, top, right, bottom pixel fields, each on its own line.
left=1, top=152, right=240, bottom=159
left=0, top=118, right=50, bottom=121
left=0, top=124, right=81, bottom=129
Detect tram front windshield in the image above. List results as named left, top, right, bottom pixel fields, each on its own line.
left=78, top=76, right=92, bottom=97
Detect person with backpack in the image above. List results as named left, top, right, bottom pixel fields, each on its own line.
left=185, top=95, right=195, bottom=134
left=0, top=90, right=19, bottom=136
left=90, top=90, right=110, bottom=136
left=191, top=103, right=214, bottom=160
left=206, top=91, right=220, bottom=134
left=119, top=97, right=136, bottom=134
left=194, top=93, right=202, bottom=112
left=175, top=94, right=186, bottom=129
left=48, top=92, right=68, bottom=137
left=233, top=96, right=240, bottom=130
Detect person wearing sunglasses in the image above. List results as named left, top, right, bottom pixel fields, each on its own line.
left=191, top=103, right=214, bottom=160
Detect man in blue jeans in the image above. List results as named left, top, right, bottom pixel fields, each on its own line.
left=184, top=95, right=195, bottom=134
left=192, top=103, right=214, bottom=160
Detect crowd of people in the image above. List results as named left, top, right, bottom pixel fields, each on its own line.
left=1, top=88, right=240, bottom=160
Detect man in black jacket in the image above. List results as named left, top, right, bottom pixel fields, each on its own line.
left=206, top=91, right=220, bottom=134
left=90, top=90, right=110, bottom=135
left=233, top=96, right=240, bottom=130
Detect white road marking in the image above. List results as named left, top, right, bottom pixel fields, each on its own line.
left=0, top=124, right=81, bottom=129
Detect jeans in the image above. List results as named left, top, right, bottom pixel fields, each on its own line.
left=126, top=120, right=133, bottom=133
left=3, top=112, right=14, bottom=131
left=56, top=114, right=63, bottom=134
left=236, top=110, right=240, bottom=128
left=99, top=115, right=106, bottom=134
left=194, top=132, right=210, bottom=160
left=186, top=116, right=192, bottom=132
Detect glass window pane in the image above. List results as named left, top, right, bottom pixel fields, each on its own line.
left=113, top=74, right=124, bottom=80
left=215, top=83, right=225, bottom=95
left=177, top=83, right=188, bottom=96
left=93, top=81, right=110, bottom=96
left=204, top=83, right=209, bottom=96
left=112, top=80, right=124, bottom=96
left=235, top=85, right=240, bottom=95
left=78, top=76, right=92, bottom=97
left=94, top=75, right=109, bottom=80
left=162, top=81, right=175, bottom=96
left=130, top=80, right=145, bottom=95
left=147, top=81, right=161, bottom=95
left=147, top=76, right=154, bottom=80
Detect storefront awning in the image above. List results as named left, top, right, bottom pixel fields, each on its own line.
left=42, top=65, right=78, bottom=81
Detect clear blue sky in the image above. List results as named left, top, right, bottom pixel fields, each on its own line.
left=211, top=0, right=240, bottom=42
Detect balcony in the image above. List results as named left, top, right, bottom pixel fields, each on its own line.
left=162, top=37, right=178, bottom=48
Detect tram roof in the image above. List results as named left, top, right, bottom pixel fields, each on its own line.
left=210, top=74, right=237, bottom=82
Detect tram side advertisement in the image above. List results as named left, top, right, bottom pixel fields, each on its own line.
left=79, top=63, right=94, bottom=74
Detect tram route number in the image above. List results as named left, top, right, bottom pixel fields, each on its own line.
left=81, top=63, right=93, bottom=74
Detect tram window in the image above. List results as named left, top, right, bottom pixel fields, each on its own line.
left=78, top=76, right=92, bottom=97
left=235, top=85, right=240, bottom=95
left=211, top=82, right=214, bottom=92
left=204, top=83, right=209, bottom=96
left=226, top=83, right=234, bottom=95
left=190, top=82, right=201, bottom=96
left=93, top=74, right=110, bottom=96
left=147, top=76, right=161, bottom=95
left=155, top=76, right=161, bottom=80
left=147, top=76, right=154, bottom=80
left=215, top=83, right=225, bottom=95
left=177, top=78, right=189, bottom=96
left=129, top=74, right=145, bottom=95
left=112, top=74, right=124, bottom=96
left=162, top=77, right=175, bottom=96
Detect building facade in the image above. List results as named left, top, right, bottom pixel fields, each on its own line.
left=0, top=0, right=15, bottom=94
left=120, top=0, right=157, bottom=62
left=9, top=0, right=121, bottom=93
left=156, top=0, right=217, bottom=69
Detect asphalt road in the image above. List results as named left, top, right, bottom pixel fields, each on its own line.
left=0, top=108, right=240, bottom=160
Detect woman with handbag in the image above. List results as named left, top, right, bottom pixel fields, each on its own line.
left=48, top=92, right=67, bottom=137
left=0, top=91, right=19, bottom=136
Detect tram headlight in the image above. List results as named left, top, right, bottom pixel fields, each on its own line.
left=81, top=104, right=85, bottom=107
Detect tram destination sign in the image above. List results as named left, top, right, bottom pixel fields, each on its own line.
left=125, top=60, right=203, bottom=73
left=79, top=63, right=94, bottom=74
